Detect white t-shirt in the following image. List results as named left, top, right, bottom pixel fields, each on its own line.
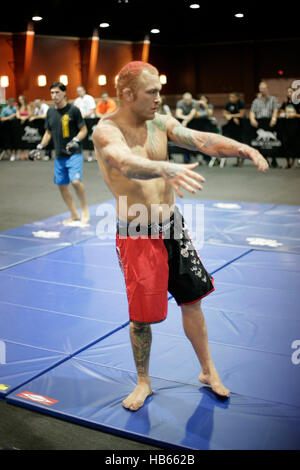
left=34, top=102, right=49, bottom=116
left=74, top=94, right=96, bottom=118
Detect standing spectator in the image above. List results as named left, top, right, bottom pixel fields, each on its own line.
left=29, top=82, right=90, bottom=226
left=95, top=92, right=117, bottom=118
left=0, top=98, right=17, bottom=161
left=250, top=82, right=279, bottom=127
left=175, top=92, right=197, bottom=163
left=249, top=81, right=279, bottom=167
left=74, top=86, right=97, bottom=162
left=29, top=99, right=51, bottom=161
left=223, top=92, right=246, bottom=167
left=29, top=99, right=49, bottom=121
left=74, top=86, right=96, bottom=118
left=279, top=87, right=300, bottom=169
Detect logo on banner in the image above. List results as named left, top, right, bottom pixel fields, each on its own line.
left=251, top=129, right=281, bottom=150
left=16, top=391, right=58, bottom=405
left=291, top=80, right=300, bottom=105
left=291, top=340, right=300, bottom=365
left=21, top=126, right=42, bottom=143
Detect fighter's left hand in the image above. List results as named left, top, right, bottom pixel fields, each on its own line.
left=238, top=144, right=269, bottom=173
left=66, top=138, right=80, bottom=155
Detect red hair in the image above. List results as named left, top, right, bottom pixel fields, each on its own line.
left=116, top=61, right=158, bottom=98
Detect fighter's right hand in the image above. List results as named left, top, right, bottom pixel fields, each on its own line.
left=29, top=143, right=43, bottom=161
left=161, top=162, right=205, bottom=198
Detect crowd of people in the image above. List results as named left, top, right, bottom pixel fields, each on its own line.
left=174, top=82, right=300, bottom=169
left=1, top=81, right=300, bottom=168
left=0, top=87, right=118, bottom=161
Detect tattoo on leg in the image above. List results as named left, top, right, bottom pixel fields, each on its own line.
left=130, top=322, right=152, bottom=377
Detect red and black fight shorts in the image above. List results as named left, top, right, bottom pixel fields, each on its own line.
left=116, top=207, right=214, bottom=324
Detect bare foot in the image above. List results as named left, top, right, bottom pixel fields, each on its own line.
left=199, top=367, right=230, bottom=398
left=62, top=216, right=80, bottom=226
left=122, top=382, right=153, bottom=411
left=80, top=207, right=90, bottom=225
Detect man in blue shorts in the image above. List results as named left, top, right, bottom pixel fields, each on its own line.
left=30, top=82, right=90, bottom=225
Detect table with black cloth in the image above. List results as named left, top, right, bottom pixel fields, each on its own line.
left=223, top=117, right=300, bottom=160
left=0, top=117, right=299, bottom=160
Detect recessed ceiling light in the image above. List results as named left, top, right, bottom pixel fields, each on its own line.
left=99, top=22, right=110, bottom=28
left=189, top=3, right=200, bottom=9
left=235, top=13, right=244, bottom=18
left=151, top=28, right=160, bottom=34
left=32, top=16, right=43, bottom=21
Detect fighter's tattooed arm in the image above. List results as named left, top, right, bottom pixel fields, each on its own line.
left=166, top=116, right=269, bottom=172
left=92, top=119, right=205, bottom=196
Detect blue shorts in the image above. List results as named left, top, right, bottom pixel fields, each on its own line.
left=54, top=154, right=83, bottom=186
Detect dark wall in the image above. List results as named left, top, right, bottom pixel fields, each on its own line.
left=1, top=30, right=299, bottom=104
left=149, top=38, right=300, bottom=104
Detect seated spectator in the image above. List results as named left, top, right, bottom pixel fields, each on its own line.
left=195, top=94, right=214, bottom=119
left=0, top=98, right=17, bottom=161
left=16, top=95, right=31, bottom=124
left=175, top=92, right=196, bottom=127
left=96, top=92, right=117, bottom=118
left=223, top=92, right=246, bottom=166
left=0, top=97, right=17, bottom=122
left=16, top=95, right=31, bottom=160
left=29, top=99, right=49, bottom=121
left=157, top=95, right=172, bottom=116
left=74, top=86, right=96, bottom=118
left=223, top=92, right=245, bottom=124
left=175, top=92, right=197, bottom=163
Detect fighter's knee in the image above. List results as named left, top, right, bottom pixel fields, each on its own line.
left=71, top=179, right=81, bottom=187
left=181, top=300, right=202, bottom=314
left=130, top=321, right=151, bottom=332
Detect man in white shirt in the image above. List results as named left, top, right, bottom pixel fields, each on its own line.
left=29, top=99, right=49, bottom=120
left=28, top=99, right=51, bottom=160
left=74, top=86, right=96, bottom=118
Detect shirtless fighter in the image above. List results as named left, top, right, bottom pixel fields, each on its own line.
left=92, top=61, right=268, bottom=411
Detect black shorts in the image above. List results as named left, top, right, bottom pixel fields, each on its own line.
left=116, top=207, right=215, bottom=323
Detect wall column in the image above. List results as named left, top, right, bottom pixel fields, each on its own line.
left=12, top=22, right=35, bottom=96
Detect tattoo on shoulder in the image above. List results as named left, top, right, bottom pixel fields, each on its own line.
left=172, top=125, right=197, bottom=148
left=153, top=113, right=168, bottom=132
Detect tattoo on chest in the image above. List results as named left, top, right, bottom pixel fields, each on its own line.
left=146, top=119, right=167, bottom=156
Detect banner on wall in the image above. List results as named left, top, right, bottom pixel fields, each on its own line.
left=0, top=117, right=300, bottom=158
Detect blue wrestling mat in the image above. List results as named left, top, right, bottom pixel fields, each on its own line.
left=1, top=199, right=300, bottom=449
